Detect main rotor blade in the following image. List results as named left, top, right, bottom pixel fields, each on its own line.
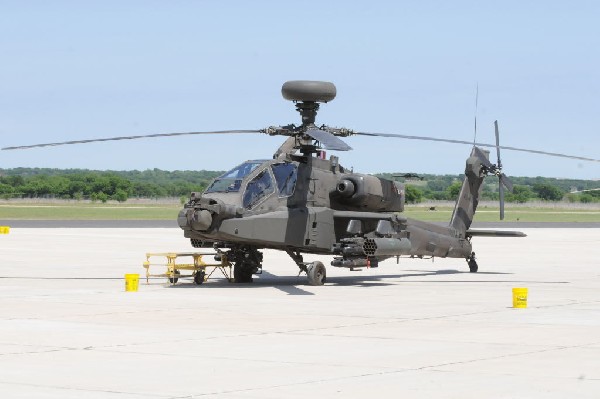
left=305, top=128, right=352, bottom=151
left=1, top=130, right=261, bottom=151
left=353, top=131, right=600, bottom=163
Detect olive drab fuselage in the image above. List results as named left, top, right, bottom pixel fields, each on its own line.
left=177, top=147, right=495, bottom=269
left=175, top=80, right=526, bottom=281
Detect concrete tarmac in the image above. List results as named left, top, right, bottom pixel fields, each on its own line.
left=0, top=228, right=599, bottom=398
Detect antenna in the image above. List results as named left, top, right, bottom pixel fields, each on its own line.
left=473, top=83, right=479, bottom=144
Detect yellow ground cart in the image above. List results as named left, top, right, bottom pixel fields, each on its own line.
left=143, top=251, right=233, bottom=285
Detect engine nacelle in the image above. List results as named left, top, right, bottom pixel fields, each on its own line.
left=331, top=174, right=404, bottom=212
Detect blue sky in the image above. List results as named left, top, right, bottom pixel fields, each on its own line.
left=1, top=1, right=599, bottom=179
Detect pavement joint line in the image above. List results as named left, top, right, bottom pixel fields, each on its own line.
left=280, top=330, right=600, bottom=347
left=426, top=368, right=600, bottom=381
left=56, top=309, right=519, bottom=352
left=166, top=341, right=600, bottom=398
left=0, top=341, right=70, bottom=349
left=5, top=303, right=583, bottom=354
left=19, top=302, right=593, bottom=364
left=3, top=341, right=598, bottom=399
left=91, top=347, right=388, bottom=370
left=3, top=298, right=598, bottom=361
left=0, top=380, right=170, bottom=398
left=0, top=348, right=78, bottom=357
left=3, top=299, right=597, bottom=340
left=410, top=341, right=600, bottom=373
left=528, top=300, right=600, bottom=309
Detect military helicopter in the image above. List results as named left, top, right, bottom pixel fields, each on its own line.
left=3, top=81, right=599, bottom=285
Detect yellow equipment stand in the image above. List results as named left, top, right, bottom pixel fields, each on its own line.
left=143, top=251, right=233, bottom=285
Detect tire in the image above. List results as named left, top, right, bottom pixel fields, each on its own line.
left=234, top=262, right=253, bottom=283
left=307, top=261, right=326, bottom=286
left=194, top=271, right=206, bottom=285
left=168, top=270, right=181, bottom=284
left=468, top=260, right=478, bottom=273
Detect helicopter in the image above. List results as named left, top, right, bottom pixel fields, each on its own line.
left=3, top=81, right=599, bottom=285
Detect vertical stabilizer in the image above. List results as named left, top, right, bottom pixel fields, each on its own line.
left=450, top=147, right=488, bottom=235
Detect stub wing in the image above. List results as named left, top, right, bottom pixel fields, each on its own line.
left=333, top=210, right=407, bottom=223
left=466, top=229, right=527, bottom=238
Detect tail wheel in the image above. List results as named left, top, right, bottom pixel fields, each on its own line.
left=307, top=261, right=326, bottom=286
left=467, top=252, right=478, bottom=273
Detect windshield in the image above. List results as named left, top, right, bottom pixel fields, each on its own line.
left=205, top=161, right=263, bottom=193
left=243, top=169, right=274, bottom=209
left=271, top=162, right=298, bottom=197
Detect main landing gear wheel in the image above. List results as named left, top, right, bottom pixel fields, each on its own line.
left=234, top=262, right=254, bottom=283
left=467, top=252, right=478, bottom=273
left=307, top=261, right=326, bottom=286
left=193, top=271, right=206, bottom=285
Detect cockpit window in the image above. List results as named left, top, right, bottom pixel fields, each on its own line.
left=271, top=162, right=298, bottom=197
left=205, top=161, right=263, bottom=193
left=243, top=169, right=274, bottom=209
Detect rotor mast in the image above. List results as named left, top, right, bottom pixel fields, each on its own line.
left=271, top=80, right=352, bottom=156
left=295, top=101, right=320, bottom=128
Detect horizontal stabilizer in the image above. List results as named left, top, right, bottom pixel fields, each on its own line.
left=466, top=229, right=526, bottom=238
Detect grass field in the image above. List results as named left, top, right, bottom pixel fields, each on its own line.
left=1, top=201, right=600, bottom=222
left=0, top=203, right=179, bottom=220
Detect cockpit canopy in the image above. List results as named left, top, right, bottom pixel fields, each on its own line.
left=205, top=161, right=264, bottom=194
left=205, top=160, right=299, bottom=210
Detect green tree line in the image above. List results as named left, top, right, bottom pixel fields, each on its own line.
left=1, top=168, right=598, bottom=203
left=376, top=173, right=600, bottom=204
left=0, top=168, right=222, bottom=202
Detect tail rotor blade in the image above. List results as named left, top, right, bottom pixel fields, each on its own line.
left=499, top=180, right=505, bottom=220
left=500, top=173, right=514, bottom=192
left=495, top=121, right=510, bottom=221
left=494, top=120, right=502, bottom=168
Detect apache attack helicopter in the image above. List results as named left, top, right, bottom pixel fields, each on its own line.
left=3, top=81, right=599, bottom=285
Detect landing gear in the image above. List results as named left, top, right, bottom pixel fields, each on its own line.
left=234, top=262, right=254, bottom=283
left=467, top=252, right=478, bottom=273
left=307, top=261, right=326, bottom=286
left=285, top=250, right=327, bottom=286
left=231, top=246, right=263, bottom=283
